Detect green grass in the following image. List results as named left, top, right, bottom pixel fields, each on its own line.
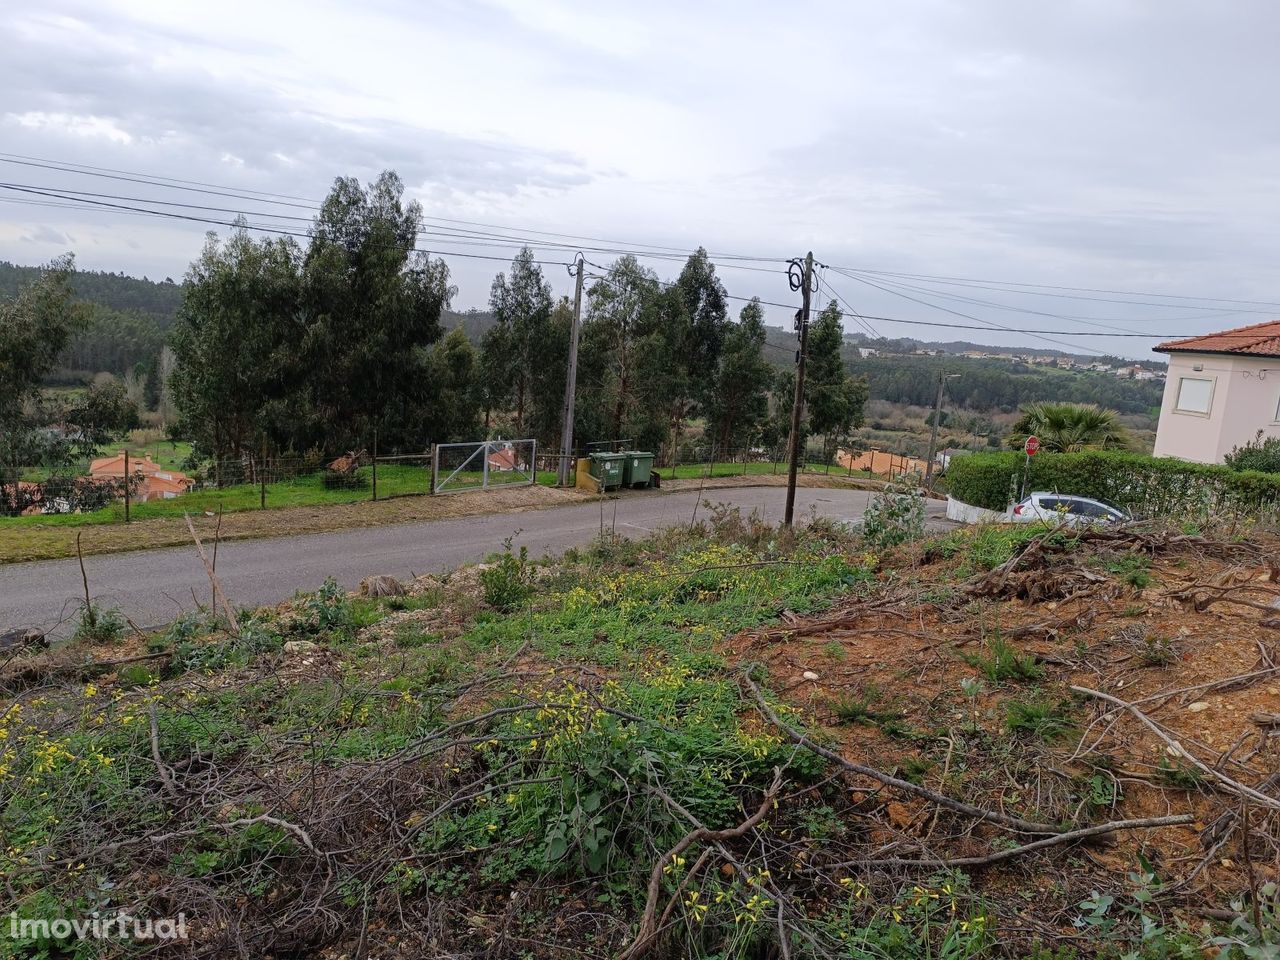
left=932, top=523, right=1081, bottom=578
left=1004, top=696, right=1074, bottom=741
left=963, top=636, right=1044, bottom=683
left=5, top=453, right=867, bottom=532
left=0, top=465, right=560, bottom=528
left=102, top=439, right=194, bottom=471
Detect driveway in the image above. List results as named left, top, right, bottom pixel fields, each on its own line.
left=0, top=486, right=949, bottom=638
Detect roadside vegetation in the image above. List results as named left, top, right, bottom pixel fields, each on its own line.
left=2, top=499, right=1277, bottom=958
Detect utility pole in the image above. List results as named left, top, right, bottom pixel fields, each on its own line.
left=558, top=253, right=585, bottom=487
left=783, top=252, right=814, bottom=527
left=924, top=372, right=960, bottom=485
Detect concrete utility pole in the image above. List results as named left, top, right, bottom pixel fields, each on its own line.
left=558, top=254, right=585, bottom=486
left=923, top=372, right=960, bottom=485
left=783, top=251, right=814, bottom=527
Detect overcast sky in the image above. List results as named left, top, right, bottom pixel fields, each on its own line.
left=3, top=0, right=1279, bottom=359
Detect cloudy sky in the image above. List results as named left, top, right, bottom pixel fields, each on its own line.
left=3, top=0, right=1279, bottom=358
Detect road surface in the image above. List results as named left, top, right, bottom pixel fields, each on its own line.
left=0, top=486, right=948, bottom=638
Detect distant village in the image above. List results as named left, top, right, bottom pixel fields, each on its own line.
left=850, top=342, right=1167, bottom=381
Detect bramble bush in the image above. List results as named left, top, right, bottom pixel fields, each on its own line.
left=947, top=450, right=1280, bottom=522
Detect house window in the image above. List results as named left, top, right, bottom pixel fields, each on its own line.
left=1275, top=392, right=1280, bottom=424
left=1174, top=377, right=1214, bottom=415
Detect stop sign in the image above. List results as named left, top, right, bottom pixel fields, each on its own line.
left=1024, top=435, right=1041, bottom=456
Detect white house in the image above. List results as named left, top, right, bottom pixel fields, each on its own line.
left=1152, top=321, right=1280, bottom=464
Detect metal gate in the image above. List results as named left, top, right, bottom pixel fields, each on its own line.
left=432, top=439, right=538, bottom=495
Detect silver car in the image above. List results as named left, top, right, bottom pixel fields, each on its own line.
left=1010, top=492, right=1130, bottom=527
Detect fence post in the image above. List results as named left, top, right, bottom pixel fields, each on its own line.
left=123, top=448, right=130, bottom=522
left=260, top=436, right=267, bottom=509
left=430, top=444, right=438, bottom=495
left=371, top=429, right=378, bottom=502
left=482, top=440, right=490, bottom=490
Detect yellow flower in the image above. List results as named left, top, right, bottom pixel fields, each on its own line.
left=83, top=683, right=98, bottom=698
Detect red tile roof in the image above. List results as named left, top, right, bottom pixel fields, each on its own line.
left=1156, top=320, right=1280, bottom=357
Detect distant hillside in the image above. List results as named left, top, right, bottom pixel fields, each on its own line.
left=0, top=260, right=1163, bottom=418
left=761, top=325, right=1163, bottom=416
left=0, top=260, right=185, bottom=326
left=442, top=308, right=497, bottom=341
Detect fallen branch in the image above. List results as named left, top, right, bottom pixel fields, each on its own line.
left=147, top=703, right=181, bottom=801
left=621, top=769, right=782, bottom=960
left=1071, top=685, right=1280, bottom=810
left=814, top=814, right=1193, bottom=871
left=742, top=670, right=1062, bottom=835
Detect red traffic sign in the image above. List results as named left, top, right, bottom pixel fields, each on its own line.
left=1024, top=435, right=1041, bottom=456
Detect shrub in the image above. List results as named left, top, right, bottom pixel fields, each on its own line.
left=481, top=544, right=532, bottom=612
left=947, top=450, right=1280, bottom=521
left=1225, top=430, right=1280, bottom=474
left=71, top=603, right=126, bottom=644
left=862, top=483, right=926, bottom=547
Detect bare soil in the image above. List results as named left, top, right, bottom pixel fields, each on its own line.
left=724, top=526, right=1280, bottom=934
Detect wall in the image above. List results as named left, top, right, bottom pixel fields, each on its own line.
left=1154, top=353, right=1280, bottom=463
left=945, top=496, right=1010, bottom=524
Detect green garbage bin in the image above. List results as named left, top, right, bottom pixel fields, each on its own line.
left=589, top=452, right=625, bottom=490
left=621, top=450, right=655, bottom=489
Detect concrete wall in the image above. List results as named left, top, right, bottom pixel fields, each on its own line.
left=1153, top=353, right=1280, bottom=463
left=946, top=496, right=1010, bottom=524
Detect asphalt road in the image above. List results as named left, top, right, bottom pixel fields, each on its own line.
left=0, top=486, right=948, bottom=639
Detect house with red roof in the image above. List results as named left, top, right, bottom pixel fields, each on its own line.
left=1153, top=321, right=1280, bottom=464
left=88, top=453, right=194, bottom=502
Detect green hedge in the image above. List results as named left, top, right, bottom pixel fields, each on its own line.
left=946, top=450, right=1280, bottom=519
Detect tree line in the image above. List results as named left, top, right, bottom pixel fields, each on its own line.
left=162, top=170, right=867, bottom=465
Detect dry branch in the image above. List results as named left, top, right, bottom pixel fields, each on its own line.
left=621, top=769, right=783, bottom=960
left=1072, top=684, right=1280, bottom=810
left=815, top=813, right=1193, bottom=871
left=742, top=670, right=1063, bottom=835
left=184, top=513, right=240, bottom=636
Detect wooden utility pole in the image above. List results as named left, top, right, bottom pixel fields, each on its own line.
left=924, top=372, right=958, bottom=485
left=558, top=254, right=585, bottom=487
left=924, top=372, right=945, bottom=485
left=783, top=252, right=814, bottom=527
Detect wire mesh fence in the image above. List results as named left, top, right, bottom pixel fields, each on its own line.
left=3, top=434, right=924, bottom=525
left=432, top=439, right=538, bottom=495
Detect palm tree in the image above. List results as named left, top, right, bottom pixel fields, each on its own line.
left=1006, top=402, right=1129, bottom=453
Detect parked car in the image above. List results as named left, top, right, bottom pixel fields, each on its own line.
left=1010, top=492, right=1130, bottom=527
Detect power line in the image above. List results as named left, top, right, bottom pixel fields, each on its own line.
left=0, top=183, right=580, bottom=269
left=11, top=149, right=1277, bottom=314
left=815, top=273, right=880, bottom=339
left=0, top=152, right=787, bottom=266
left=831, top=267, right=1153, bottom=337
left=831, top=264, right=1280, bottom=313
left=4, top=152, right=1276, bottom=347
left=581, top=258, right=1278, bottom=343
left=0, top=180, right=796, bottom=281
left=831, top=268, right=1111, bottom=356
